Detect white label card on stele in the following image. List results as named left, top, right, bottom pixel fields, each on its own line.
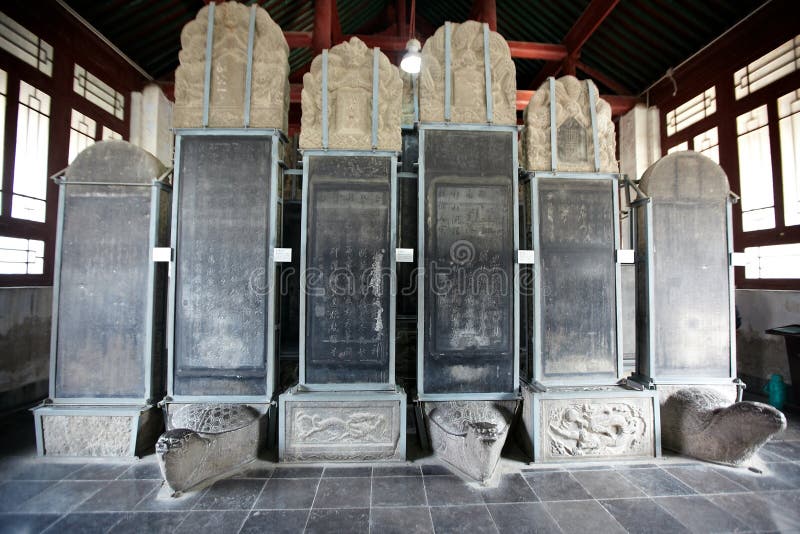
left=396, top=248, right=414, bottom=262
left=274, top=248, right=292, bottom=263
left=518, top=250, right=535, bottom=264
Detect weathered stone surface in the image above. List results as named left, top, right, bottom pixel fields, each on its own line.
left=66, top=140, right=166, bottom=184
left=173, top=2, right=289, bottom=129
left=281, top=390, right=404, bottom=462
left=660, top=387, right=786, bottom=466
left=401, top=70, right=415, bottom=125
left=419, top=21, right=516, bottom=125
left=424, top=400, right=516, bottom=484
left=157, top=403, right=262, bottom=494
left=300, top=37, right=402, bottom=151
left=40, top=408, right=162, bottom=457
left=521, top=75, right=617, bottom=172
left=657, top=383, right=739, bottom=407
left=519, top=383, right=658, bottom=462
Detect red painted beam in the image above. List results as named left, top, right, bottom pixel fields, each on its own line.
left=285, top=31, right=313, bottom=48
left=507, top=41, right=567, bottom=61
left=515, top=89, right=638, bottom=116
left=312, top=0, right=333, bottom=52
left=575, top=61, right=632, bottom=96
left=563, top=0, right=620, bottom=55
left=470, top=0, right=497, bottom=32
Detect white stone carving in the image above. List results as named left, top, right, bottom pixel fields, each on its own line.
left=300, top=37, right=402, bottom=151
left=419, top=21, right=516, bottom=125
left=521, top=75, right=618, bottom=172
left=173, top=2, right=290, bottom=130
left=401, top=70, right=416, bottom=125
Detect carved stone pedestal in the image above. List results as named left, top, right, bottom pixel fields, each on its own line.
left=278, top=387, right=406, bottom=462
left=33, top=405, right=162, bottom=457
left=520, top=383, right=660, bottom=463
left=424, top=400, right=517, bottom=484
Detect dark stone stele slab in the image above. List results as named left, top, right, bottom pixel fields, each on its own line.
left=304, top=155, right=392, bottom=384
left=422, top=128, right=515, bottom=394
left=56, top=142, right=167, bottom=399
left=537, top=178, right=618, bottom=382
left=174, top=135, right=273, bottom=396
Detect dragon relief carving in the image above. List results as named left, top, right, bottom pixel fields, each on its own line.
left=293, top=409, right=390, bottom=444
left=300, top=37, right=402, bottom=151
left=173, top=2, right=289, bottom=129
left=546, top=401, right=648, bottom=458
left=521, top=75, right=618, bottom=173
left=419, top=21, right=516, bottom=125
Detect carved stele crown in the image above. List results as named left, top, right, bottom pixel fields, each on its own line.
left=419, top=20, right=516, bottom=125
left=300, top=37, right=402, bottom=151
left=521, top=75, right=618, bottom=173
left=173, top=2, right=290, bottom=130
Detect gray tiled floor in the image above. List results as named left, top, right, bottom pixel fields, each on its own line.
left=0, top=410, right=799, bottom=533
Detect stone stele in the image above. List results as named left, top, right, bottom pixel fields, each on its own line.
left=173, top=2, right=289, bottom=130
left=419, top=20, right=516, bottom=125
left=660, top=387, right=786, bottom=466
left=521, top=75, right=618, bottom=173
left=157, top=404, right=261, bottom=494
left=425, top=400, right=516, bottom=484
left=300, top=37, right=402, bottom=151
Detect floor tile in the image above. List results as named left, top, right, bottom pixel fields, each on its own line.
left=254, top=477, right=319, bottom=509
left=571, top=470, right=646, bottom=499
left=421, top=464, right=453, bottom=476
left=117, top=462, right=162, bottom=480
left=774, top=461, right=800, bottom=486
left=522, top=471, right=592, bottom=501
left=0, top=513, right=61, bottom=534
left=107, top=511, right=188, bottom=533
left=487, top=502, right=561, bottom=534
left=423, top=475, right=483, bottom=506
left=239, top=509, right=309, bottom=534
left=480, top=474, right=538, bottom=504
left=429, top=505, right=497, bottom=534
left=565, top=464, right=615, bottom=471
left=620, top=468, right=696, bottom=497
left=664, top=466, right=749, bottom=494
left=174, top=510, right=248, bottom=534
left=713, top=465, right=793, bottom=491
left=271, top=466, right=323, bottom=479
left=305, top=508, right=369, bottom=534
left=545, top=500, right=626, bottom=534
left=17, top=480, right=107, bottom=513
left=372, top=465, right=421, bottom=477
left=707, top=492, right=795, bottom=532
left=233, top=465, right=275, bottom=479
left=600, top=498, right=691, bottom=534
left=312, top=477, right=370, bottom=509
left=0, top=480, right=53, bottom=512
left=66, top=463, right=130, bottom=481
left=654, top=495, right=749, bottom=533
left=322, top=466, right=371, bottom=478
left=11, top=462, right=84, bottom=480
left=371, top=475, right=427, bottom=506
left=762, top=440, right=800, bottom=461
left=76, top=479, right=160, bottom=511
left=761, top=490, right=800, bottom=531
left=370, top=506, right=434, bottom=534
left=43, top=512, right=125, bottom=534
left=135, top=484, right=206, bottom=511
left=192, top=478, right=264, bottom=510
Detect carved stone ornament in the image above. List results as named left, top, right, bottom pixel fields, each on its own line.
left=173, top=2, right=290, bottom=129
left=401, top=70, right=416, bottom=126
left=521, top=75, right=618, bottom=172
left=419, top=20, right=516, bottom=125
left=300, top=37, right=402, bottom=151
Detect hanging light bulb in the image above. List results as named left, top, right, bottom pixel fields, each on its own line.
left=400, top=38, right=422, bottom=74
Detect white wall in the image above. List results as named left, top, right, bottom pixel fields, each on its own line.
left=129, top=83, right=174, bottom=167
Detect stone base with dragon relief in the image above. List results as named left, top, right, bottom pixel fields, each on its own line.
left=278, top=386, right=406, bottom=462
left=424, top=400, right=517, bottom=485
left=519, top=383, right=660, bottom=463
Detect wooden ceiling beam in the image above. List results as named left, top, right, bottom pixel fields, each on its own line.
left=469, top=0, right=497, bottom=32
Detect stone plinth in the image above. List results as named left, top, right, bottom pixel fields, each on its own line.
left=521, top=75, right=618, bottom=172
left=520, top=383, right=660, bottom=463
left=35, top=406, right=161, bottom=457
left=279, top=386, right=406, bottom=462
left=419, top=20, right=516, bottom=125
left=173, top=2, right=289, bottom=129
left=424, top=400, right=516, bottom=484
left=300, top=37, right=402, bottom=151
